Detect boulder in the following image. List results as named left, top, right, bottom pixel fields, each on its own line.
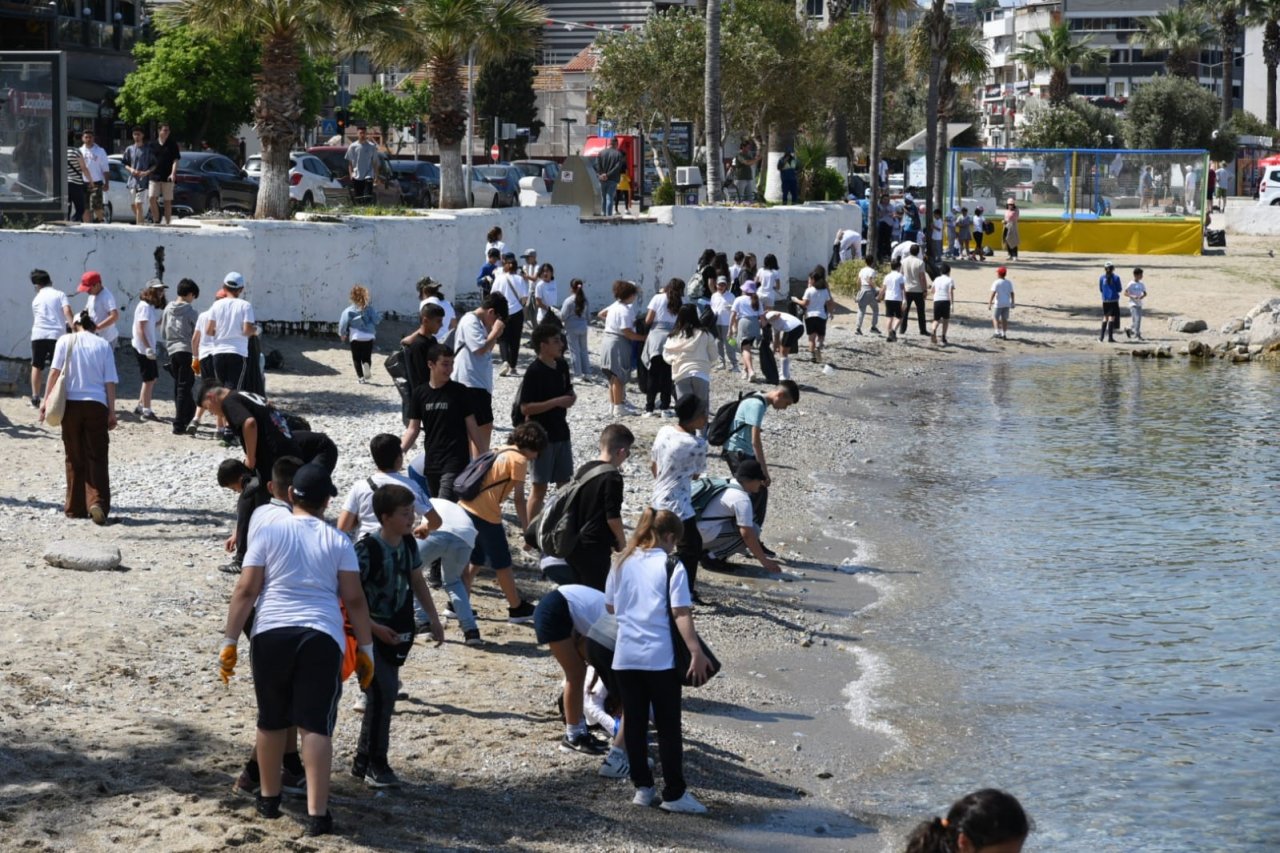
left=43, top=541, right=122, bottom=572
left=1155, top=345, right=1173, bottom=358
left=1220, top=318, right=1246, bottom=335
left=1186, top=339, right=1209, bottom=357
left=1168, top=316, right=1208, bottom=333
left=1231, top=351, right=1252, bottom=363
left=1245, top=297, right=1280, bottom=321
left=1245, top=306, right=1280, bottom=349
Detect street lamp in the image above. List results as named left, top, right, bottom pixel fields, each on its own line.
left=561, top=117, right=577, bottom=157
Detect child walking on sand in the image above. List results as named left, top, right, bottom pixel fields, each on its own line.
left=1124, top=267, right=1147, bottom=341
left=988, top=266, right=1015, bottom=340
left=339, top=285, right=380, bottom=384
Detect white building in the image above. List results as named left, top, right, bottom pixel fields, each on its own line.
left=978, top=0, right=1059, bottom=147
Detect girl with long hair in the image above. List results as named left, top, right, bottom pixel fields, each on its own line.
left=607, top=509, right=712, bottom=814
left=560, top=278, right=591, bottom=377
left=641, top=278, right=684, bottom=415
left=598, top=280, right=646, bottom=416
left=903, top=789, right=1029, bottom=853
left=492, top=254, right=528, bottom=376
left=533, top=262, right=559, bottom=325
left=338, top=284, right=380, bottom=384
left=662, top=303, right=717, bottom=423
left=485, top=225, right=506, bottom=259
left=131, top=281, right=167, bottom=419
left=729, top=282, right=762, bottom=382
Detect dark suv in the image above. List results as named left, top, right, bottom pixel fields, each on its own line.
left=172, top=152, right=259, bottom=215
left=389, top=159, right=441, bottom=208
left=306, top=145, right=400, bottom=206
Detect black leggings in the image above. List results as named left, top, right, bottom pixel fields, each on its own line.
left=350, top=339, right=373, bottom=378
left=645, top=356, right=672, bottom=411
left=617, top=667, right=685, bottom=801
left=676, top=520, right=703, bottom=596
left=500, top=309, right=524, bottom=369
left=902, top=292, right=928, bottom=335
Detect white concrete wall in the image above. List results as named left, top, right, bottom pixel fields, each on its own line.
left=0, top=203, right=861, bottom=360
left=1222, top=202, right=1280, bottom=236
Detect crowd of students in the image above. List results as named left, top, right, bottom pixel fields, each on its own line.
left=27, top=233, right=1031, bottom=845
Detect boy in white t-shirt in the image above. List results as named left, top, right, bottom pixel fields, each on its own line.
left=929, top=262, right=956, bottom=346
left=337, top=433, right=438, bottom=539
left=988, top=266, right=1015, bottom=340
left=1123, top=267, right=1147, bottom=341
left=29, top=268, right=73, bottom=407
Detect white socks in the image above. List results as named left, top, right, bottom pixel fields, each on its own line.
left=781, top=357, right=792, bottom=380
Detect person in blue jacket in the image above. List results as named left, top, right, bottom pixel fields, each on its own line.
left=339, top=284, right=381, bottom=383
left=1098, top=261, right=1122, bottom=343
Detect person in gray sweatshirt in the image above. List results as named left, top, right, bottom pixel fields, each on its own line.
left=162, top=277, right=200, bottom=435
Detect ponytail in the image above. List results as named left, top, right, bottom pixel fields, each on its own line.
left=904, top=789, right=1029, bottom=853
left=613, top=508, right=683, bottom=569
left=664, top=277, right=684, bottom=315
left=571, top=278, right=586, bottom=317
left=903, top=817, right=951, bottom=853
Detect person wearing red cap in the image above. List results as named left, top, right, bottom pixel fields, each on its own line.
left=78, top=271, right=120, bottom=347
left=989, top=267, right=1015, bottom=340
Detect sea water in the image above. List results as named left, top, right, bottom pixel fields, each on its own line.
left=835, top=356, right=1280, bottom=851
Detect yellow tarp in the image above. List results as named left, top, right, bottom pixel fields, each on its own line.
left=988, top=219, right=1203, bottom=256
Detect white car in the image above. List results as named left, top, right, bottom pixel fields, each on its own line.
left=1257, top=166, right=1280, bottom=205
left=246, top=152, right=343, bottom=208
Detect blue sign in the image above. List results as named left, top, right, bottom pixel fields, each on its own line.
left=598, top=119, right=615, bottom=139
left=321, top=119, right=337, bottom=135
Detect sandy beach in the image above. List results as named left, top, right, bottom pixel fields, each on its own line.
left=1, top=230, right=1276, bottom=852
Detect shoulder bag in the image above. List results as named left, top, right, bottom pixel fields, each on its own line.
left=665, top=555, right=721, bottom=687
left=44, top=333, right=76, bottom=427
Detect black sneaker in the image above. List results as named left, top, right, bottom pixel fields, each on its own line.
left=463, top=628, right=485, bottom=647
left=255, top=793, right=281, bottom=819
left=30, top=396, right=40, bottom=408
left=561, top=730, right=608, bottom=755
left=759, top=544, right=778, bottom=559
left=304, top=812, right=333, bottom=837
left=364, top=764, right=401, bottom=788
left=350, top=754, right=368, bottom=781
left=219, top=561, right=243, bottom=575
left=234, top=768, right=259, bottom=798
left=428, top=562, right=443, bottom=589
left=507, top=600, right=536, bottom=624
left=701, top=555, right=731, bottom=573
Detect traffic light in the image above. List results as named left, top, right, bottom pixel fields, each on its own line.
left=335, top=109, right=347, bottom=132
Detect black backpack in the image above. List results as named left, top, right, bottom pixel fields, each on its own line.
left=453, top=449, right=510, bottom=501
left=706, top=392, right=764, bottom=447
left=523, top=464, right=618, bottom=557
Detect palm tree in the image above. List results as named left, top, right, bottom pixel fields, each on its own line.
left=868, top=0, right=915, bottom=261
left=167, top=0, right=410, bottom=219
left=382, top=0, right=544, bottom=209
left=1129, top=8, right=1210, bottom=79
left=1246, top=0, right=1280, bottom=126
left=912, top=0, right=951, bottom=259
left=1194, top=0, right=1247, bottom=121
left=1010, top=21, right=1106, bottom=106
left=706, top=0, right=724, bottom=202
left=932, top=27, right=988, bottom=220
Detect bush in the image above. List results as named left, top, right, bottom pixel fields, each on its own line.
left=810, top=166, right=846, bottom=201
left=1032, top=180, right=1061, bottom=200
left=653, top=178, right=675, bottom=206
left=829, top=258, right=862, bottom=297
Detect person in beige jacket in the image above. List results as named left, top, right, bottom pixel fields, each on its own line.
left=663, top=304, right=719, bottom=432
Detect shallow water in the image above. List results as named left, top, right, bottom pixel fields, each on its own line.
left=835, top=356, right=1280, bottom=851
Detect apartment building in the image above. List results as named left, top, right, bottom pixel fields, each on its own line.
left=978, top=0, right=1059, bottom=147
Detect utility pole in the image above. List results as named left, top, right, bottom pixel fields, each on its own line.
left=562, top=117, right=577, bottom=157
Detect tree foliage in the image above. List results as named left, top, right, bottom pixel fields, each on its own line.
left=1010, top=22, right=1106, bottom=105
left=348, top=81, right=432, bottom=151
left=1125, top=75, right=1223, bottom=150
left=1019, top=98, right=1125, bottom=149
left=475, top=54, right=542, bottom=159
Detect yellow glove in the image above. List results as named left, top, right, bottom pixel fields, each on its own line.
left=219, top=639, right=237, bottom=684
left=192, top=357, right=201, bottom=375
left=355, top=644, right=375, bottom=690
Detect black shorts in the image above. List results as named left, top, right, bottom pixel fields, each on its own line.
left=31, top=338, right=57, bottom=370
left=803, top=317, right=827, bottom=336
left=780, top=327, right=804, bottom=351
left=464, top=386, right=494, bottom=427
left=1102, top=301, right=1121, bottom=321
left=885, top=300, right=903, bottom=319
left=135, top=349, right=159, bottom=382
left=212, top=352, right=246, bottom=388
left=200, top=355, right=215, bottom=381
left=933, top=300, right=951, bottom=321
left=533, top=589, right=574, bottom=645
left=250, top=626, right=344, bottom=735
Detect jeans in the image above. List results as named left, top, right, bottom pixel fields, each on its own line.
left=1129, top=304, right=1143, bottom=337
left=856, top=290, right=880, bottom=331
left=617, top=667, right=686, bottom=801
left=414, top=531, right=477, bottom=632
left=780, top=172, right=799, bottom=204
left=500, top=309, right=523, bottom=369
left=350, top=339, right=373, bottom=378
left=714, top=325, right=736, bottom=368
left=167, top=354, right=197, bottom=432
left=600, top=180, right=618, bottom=215
left=356, top=649, right=399, bottom=767
left=566, top=328, right=591, bottom=376
left=724, top=450, right=767, bottom=526
left=735, top=178, right=754, bottom=202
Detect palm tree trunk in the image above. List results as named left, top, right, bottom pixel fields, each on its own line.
left=253, top=34, right=304, bottom=219
left=1270, top=62, right=1278, bottom=128
left=869, top=16, right=886, bottom=261
left=1266, top=21, right=1280, bottom=127
left=705, top=0, right=724, bottom=202
left=924, top=1, right=946, bottom=263
left=1221, top=16, right=1238, bottom=122
left=429, top=58, right=468, bottom=209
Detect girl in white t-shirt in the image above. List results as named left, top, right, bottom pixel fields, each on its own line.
left=855, top=256, right=880, bottom=336
left=491, top=255, right=527, bottom=376
left=533, top=263, right=559, bottom=324
left=598, top=280, right=646, bottom=417
left=484, top=226, right=506, bottom=260
left=929, top=262, right=956, bottom=346
left=755, top=254, right=782, bottom=310
left=763, top=309, right=803, bottom=381
left=131, top=281, right=166, bottom=420
left=709, top=277, right=736, bottom=370
left=416, top=278, right=457, bottom=345
left=605, top=509, right=712, bottom=814
left=642, top=279, right=684, bottom=414
left=729, top=284, right=762, bottom=382
left=792, top=266, right=835, bottom=362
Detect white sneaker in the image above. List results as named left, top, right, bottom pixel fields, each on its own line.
left=353, top=691, right=367, bottom=713
left=632, top=786, right=655, bottom=807
left=599, top=749, right=629, bottom=779
left=659, top=791, right=708, bottom=814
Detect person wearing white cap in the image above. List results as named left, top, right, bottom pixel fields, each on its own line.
left=205, top=272, right=258, bottom=441
left=130, top=278, right=168, bottom=420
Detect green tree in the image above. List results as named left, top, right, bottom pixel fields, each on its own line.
left=869, top=0, right=918, bottom=259
left=349, top=85, right=410, bottom=149
left=377, top=0, right=544, bottom=209
left=166, top=0, right=409, bottom=219
left=1125, top=74, right=1222, bottom=149
left=1010, top=21, right=1107, bottom=105
left=1244, top=0, right=1280, bottom=126
left=117, top=26, right=256, bottom=151
left=1019, top=98, right=1124, bottom=149
left=1193, top=0, right=1246, bottom=121
left=475, top=54, right=542, bottom=160
left=1129, top=8, right=1210, bottom=79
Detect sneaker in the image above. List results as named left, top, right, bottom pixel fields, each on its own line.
left=234, top=768, right=260, bottom=797
left=507, top=600, right=536, bottom=624
left=142, top=408, right=159, bottom=421
left=463, top=628, right=485, bottom=647
left=1124, top=328, right=1133, bottom=339
left=498, top=365, right=511, bottom=377
left=186, top=422, right=199, bottom=436
left=701, top=555, right=731, bottom=573
left=364, top=764, right=401, bottom=788
left=599, top=750, right=630, bottom=779
left=855, top=328, right=863, bottom=335
left=353, top=691, right=367, bottom=713
left=442, top=602, right=457, bottom=621
left=659, top=792, right=708, bottom=815
left=350, top=755, right=368, bottom=781
left=255, top=793, right=281, bottom=819
left=30, top=396, right=40, bottom=408
left=870, top=327, right=882, bottom=334
left=303, top=812, right=333, bottom=837
left=88, top=504, right=107, bottom=526
left=642, top=409, right=658, bottom=418
left=661, top=409, right=677, bottom=418
left=562, top=730, right=608, bottom=755
left=759, top=544, right=778, bottom=559
left=133, top=404, right=144, bottom=415
left=219, top=561, right=242, bottom=575
left=632, top=786, right=656, bottom=807
left=280, top=767, right=306, bottom=796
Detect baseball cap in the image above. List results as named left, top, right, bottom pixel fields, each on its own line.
left=996, top=266, right=1007, bottom=277
left=146, top=277, right=167, bottom=289
left=1103, top=261, right=1114, bottom=269
left=223, top=271, right=245, bottom=289
left=291, top=463, right=337, bottom=500
left=78, top=270, right=102, bottom=292
left=521, top=248, right=537, bottom=257
left=742, top=282, right=757, bottom=294
left=715, top=275, right=728, bottom=285
left=735, top=459, right=766, bottom=483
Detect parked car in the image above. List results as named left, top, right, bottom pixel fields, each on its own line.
left=473, top=164, right=522, bottom=206
left=306, top=145, right=401, bottom=206
left=465, top=166, right=516, bottom=208
left=172, top=151, right=258, bottom=215
left=246, top=152, right=343, bottom=208
left=1258, top=166, right=1280, bottom=205
left=388, top=159, right=441, bottom=208
left=63, top=156, right=133, bottom=223
left=511, top=159, right=561, bottom=192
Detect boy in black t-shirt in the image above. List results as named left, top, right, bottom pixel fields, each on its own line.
left=400, top=344, right=479, bottom=500
left=518, top=324, right=576, bottom=522
left=564, top=424, right=634, bottom=591
left=352, top=484, right=444, bottom=788
left=200, top=380, right=303, bottom=482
